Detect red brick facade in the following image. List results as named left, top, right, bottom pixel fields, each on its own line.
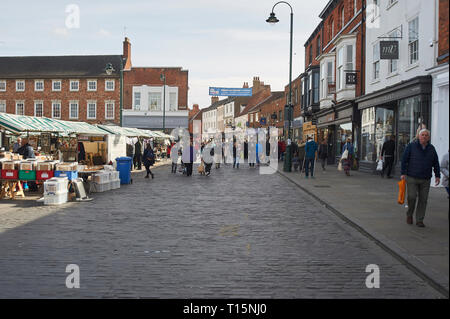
left=438, top=0, right=449, bottom=64
left=123, top=67, right=188, bottom=110
left=0, top=77, right=120, bottom=124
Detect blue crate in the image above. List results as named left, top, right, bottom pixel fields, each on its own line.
left=54, top=170, right=78, bottom=181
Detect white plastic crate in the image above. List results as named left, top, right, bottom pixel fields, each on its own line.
left=44, top=178, right=68, bottom=194
left=109, top=171, right=120, bottom=181
left=92, top=172, right=110, bottom=184
left=92, top=181, right=111, bottom=193
left=44, top=192, right=68, bottom=205
left=110, top=179, right=120, bottom=190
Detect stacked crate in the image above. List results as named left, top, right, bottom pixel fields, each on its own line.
left=109, top=171, right=120, bottom=190
left=43, top=177, right=69, bottom=205
left=92, top=172, right=110, bottom=192
left=55, top=162, right=78, bottom=180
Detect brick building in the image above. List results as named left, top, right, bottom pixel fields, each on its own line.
left=301, top=0, right=365, bottom=165
left=253, top=91, right=285, bottom=135
left=284, top=75, right=302, bottom=140
left=121, top=38, right=189, bottom=133
left=0, top=55, right=122, bottom=124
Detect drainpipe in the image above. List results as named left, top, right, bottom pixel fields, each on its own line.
left=120, top=57, right=124, bottom=127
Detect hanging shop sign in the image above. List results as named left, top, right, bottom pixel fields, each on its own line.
left=380, top=41, right=399, bottom=60
left=346, top=73, right=357, bottom=85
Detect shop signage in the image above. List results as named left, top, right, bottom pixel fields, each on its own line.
left=209, top=87, right=252, bottom=97
left=346, top=73, right=357, bottom=85
left=380, top=41, right=399, bottom=60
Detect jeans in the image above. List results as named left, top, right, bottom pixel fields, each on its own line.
left=233, top=157, right=240, bottom=168
left=305, top=157, right=315, bottom=177
left=144, top=164, right=153, bottom=177
left=171, top=163, right=177, bottom=173
left=406, top=176, right=431, bottom=222
left=320, top=158, right=327, bottom=170
left=185, top=163, right=193, bottom=176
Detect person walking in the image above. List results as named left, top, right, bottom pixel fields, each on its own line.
left=441, top=151, right=449, bottom=198
left=182, top=140, right=194, bottom=176
left=318, top=139, right=328, bottom=171
left=244, top=139, right=249, bottom=165
left=170, top=143, right=179, bottom=173
left=298, top=140, right=306, bottom=173
left=134, top=139, right=143, bottom=170
left=126, top=141, right=135, bottom=171
left=214, top=141, right=222, bottom=169
left=381, top=135, right=395, bottom=178
left=143, top=144, right=155, bottom=179
left=304, top=136, right=318, bottom=179
left=401, top=129, right=440, bottom=227
left=341, top=138, right=354, bottom=176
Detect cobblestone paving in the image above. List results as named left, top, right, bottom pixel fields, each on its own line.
left=0, top=163, right=444, bottom=298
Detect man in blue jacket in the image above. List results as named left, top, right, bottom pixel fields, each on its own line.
left=304, top=136, right=318, bottom=178
left=401, top=129, right=440, bottom=227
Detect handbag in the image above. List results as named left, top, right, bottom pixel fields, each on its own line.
left=376, top=159, right=383, bottom=171
left=341, top=149, right=349, bottom=160
left=338, top=161, right=343, bottom=171
left=198, top=162, right=205, bottom=173
left=398, top=179, right=406, bottom=204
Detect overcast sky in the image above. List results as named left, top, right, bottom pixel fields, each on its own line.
left=1, top=0, right=329, bottom=109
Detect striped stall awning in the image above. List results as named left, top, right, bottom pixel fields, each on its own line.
left=56, top=120, right=108, bottom=136
left=0, top=113, right=66, bottom=134
left=96, top=124, right=153, bottom=138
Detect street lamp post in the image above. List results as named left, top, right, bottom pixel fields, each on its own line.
left=266, top=1, right=293, bottom=172
left=160, top=72, right=166, bottom=132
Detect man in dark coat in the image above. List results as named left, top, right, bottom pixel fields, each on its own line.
left=143, top=144, right=155, bottom=179
left=318, top=139, right=328, bottom=171
left=381, top=135, right=395, bottom=178
left=134, top=139, right=142, bottom=170
left=401, top=129, right=440, bottom=227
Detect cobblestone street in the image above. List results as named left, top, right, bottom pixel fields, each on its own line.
left=0, top=163, right=445, bottom=298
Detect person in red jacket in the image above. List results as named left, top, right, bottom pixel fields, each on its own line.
left=167, top=142, right=172, bottom=159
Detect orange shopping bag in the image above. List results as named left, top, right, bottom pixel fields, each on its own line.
left=397, top=179, right=406, bottom=205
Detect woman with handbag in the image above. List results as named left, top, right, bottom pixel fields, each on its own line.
left=341, top=138, right=354, bottom=176
left=143, top=144, right=155, bottom=179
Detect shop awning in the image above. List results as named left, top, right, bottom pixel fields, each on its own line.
left=56, top=120, right=108, bottom=136
left=0, top=113, right=66, bottom=134
left=96, top=124, right=152, bottom=138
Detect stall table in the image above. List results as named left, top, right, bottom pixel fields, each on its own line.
left=0, top=180, right=25, bottom=199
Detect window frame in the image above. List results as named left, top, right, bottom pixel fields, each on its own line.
left=34, top=80, right=44, bottom=92
left=105, top=79, right=115, bottom=91
left=0, top=100, right=6, bottom=113
left=340, top=6, right=345, bottom=30
left=87, top=79, right=97, bottom=92
left=373, top=42, right=380, bottom=80
left=0, top=80, right=6, bottom=92
left=52, top=80, right=62, bottom=92
left=52, top=101, right=61, bottom=119
left=70, top=80, right=79, bottom=92
left=69, top=100, right=79, bottom=119
left=408, top=17, right=419, bottom=65
left=15, top=101, right=25, bottom=115
left=34, top=100, right=44, bottom=117
left=16, top=80, right=25, bottom=92
left=87, top=101, right=97, bottom=119
left=105, top=100, right=115, bottom=120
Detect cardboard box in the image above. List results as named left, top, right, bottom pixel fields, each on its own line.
left=2, top=161, right=16, bottom=170
left=37, top=162, right=55, bottom=171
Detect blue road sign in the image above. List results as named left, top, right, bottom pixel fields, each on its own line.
left=209, top=87, right=252, bottom=97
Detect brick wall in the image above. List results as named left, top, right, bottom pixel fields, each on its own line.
left=0, top=77, right=120, bottom=124
left=123, top=67, right=188, bottom=110
left=438, top=0, right=449, bottom=64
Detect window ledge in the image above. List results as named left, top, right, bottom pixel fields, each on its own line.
left=386, top=72, right=399, bottom=79
left=386, top=1, right=398, bottom=10
left=405, top=62, right=420, bottom=72
left=370, top=79, right=381, bottom=85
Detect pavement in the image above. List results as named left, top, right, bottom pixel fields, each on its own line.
left=0, top=160, right=447, bottom=298
left=277, top=160, right=449, bottom=296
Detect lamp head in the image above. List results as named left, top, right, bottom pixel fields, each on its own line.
left=266, top=12, right=279, bottom=24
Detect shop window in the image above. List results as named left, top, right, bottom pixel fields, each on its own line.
left=397, top=96, right=429, bottom=162
left=375, top=107, right=395, bottom=159
left=336, top=122, right=353, bottom=157
left=361, top=108, right=375, bottom=161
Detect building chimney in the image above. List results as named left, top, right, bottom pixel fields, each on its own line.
left=123, top=37, right=132, bottom=70
left=253, top=76, right=261, bottom=93
left=211, top=96, right=219, bottom=104
left=243, top=82, right=249, bottom=88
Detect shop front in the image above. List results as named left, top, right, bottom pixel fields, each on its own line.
left=356, top=76, right=432, bottom=174
left=316, top=101, right=358, bottom=165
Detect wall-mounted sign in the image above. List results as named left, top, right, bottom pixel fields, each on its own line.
left=346, top=73, right=357, bottom=85
left=380, top=41, right=399, bottom=59
left=209, top=87, right=252, bottom=96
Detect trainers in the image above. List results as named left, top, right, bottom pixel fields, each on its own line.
left=416, top=221, right=425, bottom=227
left=406, top=216, right=413, bottom=224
